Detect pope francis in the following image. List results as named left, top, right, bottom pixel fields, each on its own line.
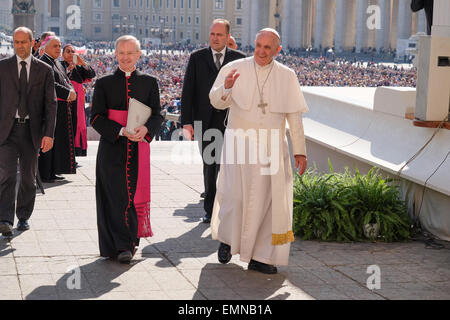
left=209, top=28, right=309, bottom=274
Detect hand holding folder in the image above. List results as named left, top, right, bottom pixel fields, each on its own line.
left=126, top=98, right=152, bottom=134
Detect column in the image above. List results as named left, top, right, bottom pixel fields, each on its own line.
left=314, top=0, right=335, bottom=50
left=366, top=0, right=377, bottom=49
left=313, top=0, right=324, bottom=49
left=334, top=0, right=347, bottom=52
left=281, top=0, right=291, bottom=48
left=249, top=0, right=261, bottom=45
left=417, top=10, right=427, bottom=34
left=334, top=0, right=356, bottom=52
left=389, top=0, right=399, bottom=49
left=43, top=0, right=49, bottom=33
left=355, top=0, right=368, bottom=52
left=376, top=0, right=391, bottom=51
left=59, top=0, right=65, bottom=37
left=302, top=0, right=314, bottom=48
left=241, top=0, right=252, bottom=47
left=290, top=0, right=303, bottom=48
left=432, top=0, right=450, bottom=37
left=397, top=0, right=412, bottom=40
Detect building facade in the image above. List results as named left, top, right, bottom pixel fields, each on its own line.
left=33, top=0, right=249, bottom=45
left=280, top=0, right=427, bottom=55
left=0, top=0, right=13, bottom=33
left=32, top=0, right=426, bottom=54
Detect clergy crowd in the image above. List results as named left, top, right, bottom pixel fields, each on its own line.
left=0, top=19, right=416, bottom=274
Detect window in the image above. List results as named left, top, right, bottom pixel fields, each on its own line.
left=94, top=13, right=103, bottom=21
left=196, top=0, right=199, bottom=9
left=50, top=0, right=60, bottom=17
left=214, top=0, right=223, bottom=9
left=195, top=16, right=199, bottom=24
left=236, top=0, right=242, bottom=10
left=180, top=16, right=184, bottom=24
left=93, top=0, right=102, bottom=8
left=174, top=0, right=176, bottom=9
left=95, top=26, right=102, bottom=33
left=113, top=0, right=120, bottom=8
left=181, top=0, right=184, bottom=9
left=236, top=17, right=242, bottom=25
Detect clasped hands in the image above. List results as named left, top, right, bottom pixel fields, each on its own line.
left=123, top=126, right=148, bottom=142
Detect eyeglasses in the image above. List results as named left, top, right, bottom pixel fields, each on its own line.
left=116, top=51, right=139, bottom=57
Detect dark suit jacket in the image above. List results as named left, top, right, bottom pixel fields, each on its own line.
left=0, top=55, right=57, bottom=150
left=181, top=47, right=245, bottom=130
left=411, top=0, right=434, bottom=35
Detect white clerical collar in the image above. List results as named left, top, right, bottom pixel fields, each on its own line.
left=119, top=66, right=136, bottom=77
left=16, top=54, right=32, bottom=65
left=211, top=46, right=226, bottom=57
left=255, top=58, right=274, bottom=71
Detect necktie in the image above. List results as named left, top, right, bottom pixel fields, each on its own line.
left=18, top=61, right=28, bottom=118
left=215, top=53, right=223, bottom=70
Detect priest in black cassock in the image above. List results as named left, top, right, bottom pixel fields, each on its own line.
left=61, top=44, right=96, bottom=157
left=91, top=35, right=163, bottom=264
left=38, top=36, right=77, bottom=182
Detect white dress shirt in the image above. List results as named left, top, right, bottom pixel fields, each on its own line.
left=16, top=54, right=32, bottom=119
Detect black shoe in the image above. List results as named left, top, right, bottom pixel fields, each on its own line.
left=202, top=215, right=211, bottom=224
left=248, top=259, right=278, bottom=274
left=2, top=231, right=13, bottom=239
left=17, top=220, right=30, bottom=231
left=200, top=192, right=206, bottom=199
left=50, top=175, right=65, bottom=181
left=117, top=251, right=132, bottom=264
left=218, top=243, right=232, bottom=264
left=0, top=222, right=13, bottom=235
left=41, top=178, right=55, bottom=183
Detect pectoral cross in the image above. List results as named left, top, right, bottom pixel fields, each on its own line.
left=258, top=101, right=268, bottom=114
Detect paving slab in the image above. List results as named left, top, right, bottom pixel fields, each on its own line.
left=0, top=141, right=449, bottom=300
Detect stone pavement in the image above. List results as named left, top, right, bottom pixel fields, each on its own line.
left=1, top=141, right=449, bottom=300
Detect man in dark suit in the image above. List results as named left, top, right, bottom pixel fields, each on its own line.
left=181, top=19, right=245, bottom=224
left=0, top=27, right=57, bottom=237
left=411, top=0, right=434, bottom=35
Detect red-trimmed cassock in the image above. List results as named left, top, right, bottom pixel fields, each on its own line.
left=61, top=61, right=96, bottom=157
left=91, top=68, right=163, bottom=259
left=38, top=53, right=76, bottom=180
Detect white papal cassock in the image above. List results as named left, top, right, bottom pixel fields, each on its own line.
left=209, top=56, right=309, bottom=266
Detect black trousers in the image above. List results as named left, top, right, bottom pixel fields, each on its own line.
left=200, top=111, right=226, bottom=218
left=0, top=121, right=39, bottom=225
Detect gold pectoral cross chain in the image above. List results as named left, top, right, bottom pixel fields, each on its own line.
left=254, top=60, right=274, bottom=116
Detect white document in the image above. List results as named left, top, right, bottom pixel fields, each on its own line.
left=126, top=98, right=152, bottom=134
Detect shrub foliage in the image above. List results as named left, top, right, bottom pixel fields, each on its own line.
left=293, top=163, right=411, bottom=242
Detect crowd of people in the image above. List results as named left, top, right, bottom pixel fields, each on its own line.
left=2, top=40, right=418, bottom=142
left=73, top=46, right=417, bottom=140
